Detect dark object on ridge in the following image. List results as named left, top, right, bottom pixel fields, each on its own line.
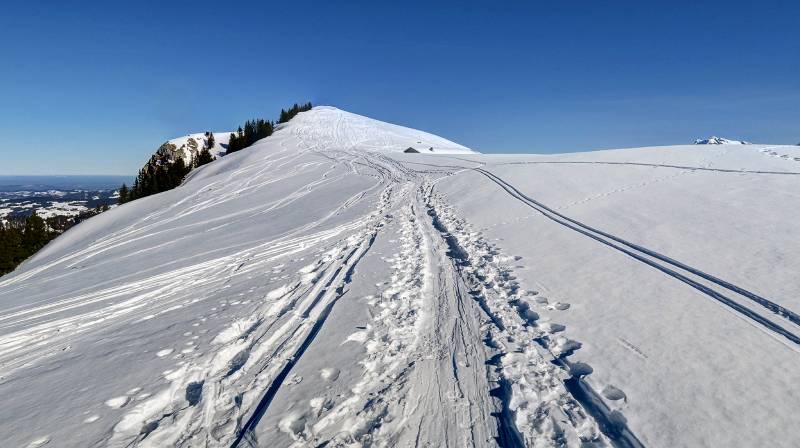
left=404, top=147, right=420, bottom=153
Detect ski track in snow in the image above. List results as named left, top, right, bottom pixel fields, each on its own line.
left=474, top=167, right=800, bottom=351
left=294, top=197, right=432, bottom=446
left=2, top=107, right=798, bottom=447
left=103, top=149, right=401, bottom=446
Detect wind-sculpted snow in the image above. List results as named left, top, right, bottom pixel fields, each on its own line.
left=1, top=108, right=800, bottom=447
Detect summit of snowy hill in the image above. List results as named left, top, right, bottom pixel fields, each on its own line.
left=693, top=136, right=750, bottom=145
left=283, top=106, right=477, bottom=154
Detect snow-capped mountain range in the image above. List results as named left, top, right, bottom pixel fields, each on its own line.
left=693, top=136, right=750, bottom=145
left=1, top=107, right=800, bottom=447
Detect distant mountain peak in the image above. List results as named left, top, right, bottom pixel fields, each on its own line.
left=693, top=136, right=750, bottom=145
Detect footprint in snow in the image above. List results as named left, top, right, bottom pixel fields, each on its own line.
left=569, top=362, right=593, bottom=377
left=602, top=385, right=627, bottom=402
left=521, top=308, right=539, bottom=322
left=549, top=302, right=570, bottom=311
left=553, top=337, right=582, bottom=358
left=540, top=322, right=566, bottom=333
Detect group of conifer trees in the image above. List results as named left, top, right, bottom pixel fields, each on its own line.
left=227, top=119, right=274, bottom=154
left=0, top=215, right=51, bottom=275
left=0, top=206, right=110, bottom=275
left=118, top=136, right=215, bottom=204
left=227, top=102, right=313, bottom=154
left=118, top=102, right=312, bottom=205
left=117, top=156, right=190, bottom=204
left=278, top=102, right=313, bottom=124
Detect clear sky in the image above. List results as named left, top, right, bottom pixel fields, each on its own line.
left=1, top=1, right=798, bottom=175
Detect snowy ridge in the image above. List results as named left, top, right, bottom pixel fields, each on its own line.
left=1, top=107, right=800, bottom=447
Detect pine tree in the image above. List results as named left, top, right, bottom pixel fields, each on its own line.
left=0, top=225, right=15, bottom=274
left=170, top=157, right=188, bottom=187
left=228, top=133, right=239, bottom=153
left=131, top=177, right=140, bottom=201
left=207, top=132, right=215, bottom=150
left=278, top=102, right=313, bottom=124
left=0, top=223, right=25, bottom=275
left=22, top=215, right=49, bottom=254
left=118, top=183, right=129, bottom=204
left=196, top=147, right=214, bottom=167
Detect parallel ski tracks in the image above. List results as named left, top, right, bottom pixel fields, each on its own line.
left=230, top=232, right=378, bottom=447
left=474, top=167, right=800, bottom=349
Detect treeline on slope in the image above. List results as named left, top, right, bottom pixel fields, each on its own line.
left=227, top=102, right=313, bottom=153
left=119, top=101, right=313, bottom=204
left=227, top=119, right=274, bottom=154
left=0, top=205, right=110, bottom=276
left=278, top=102, right=313, bottom=125
left=118, top=153, right=204, bottom=204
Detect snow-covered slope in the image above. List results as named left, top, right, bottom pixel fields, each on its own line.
left=1, top=107, right=799, bottom=447
left=285, top=106, right=476, bottom=154
left=693, top=136, right=750, bottom=145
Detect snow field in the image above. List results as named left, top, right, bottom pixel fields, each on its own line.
left=3, top=107, right=800, bottom=447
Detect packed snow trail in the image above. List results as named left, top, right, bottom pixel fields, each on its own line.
left=1, top=107, right=800, bottom=447
left=423, top=186, right=630, bottom=447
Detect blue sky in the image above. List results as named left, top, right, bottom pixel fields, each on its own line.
left=0, top=0, right=798, bottom=175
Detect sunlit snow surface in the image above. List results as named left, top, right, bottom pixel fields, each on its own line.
left=1, top=107, right=799, bottom=447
